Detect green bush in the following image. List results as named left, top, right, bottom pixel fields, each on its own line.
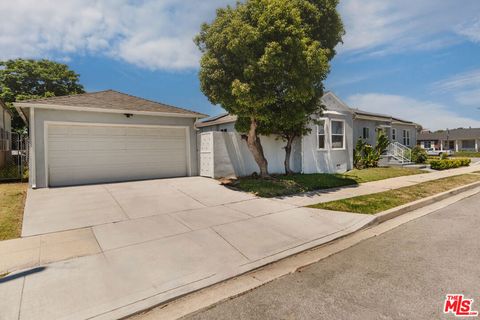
left=429, top=158, right=471, bottom=170
left=353, top=132, right=390, bottom=169
left=410, top=146, right=428, bottom=164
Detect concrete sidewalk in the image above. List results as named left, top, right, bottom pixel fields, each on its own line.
left=273, top=164, right=480, bottom=206
left=0, top=197, right=373, bottom=320
left=1, top=165, right=478, bottom=320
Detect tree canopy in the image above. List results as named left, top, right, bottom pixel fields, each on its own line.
left=0, top=59, right=85, bottom=130
left=195, top=0, right=344, bottom=176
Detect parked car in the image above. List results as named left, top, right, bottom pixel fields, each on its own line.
left=425, top=148, right=453, bottom=156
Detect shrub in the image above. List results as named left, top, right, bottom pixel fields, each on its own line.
left=429, top=158, right=471, bottom=170
left=353, top=132, right=390, bottom=169
left=411, top=146, right=428, bottom=164
left=440, top=152, right=449, bottom=160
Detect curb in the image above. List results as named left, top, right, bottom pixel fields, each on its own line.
left=371, top=180, right=480, bottom=224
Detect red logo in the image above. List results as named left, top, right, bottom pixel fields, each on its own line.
left=444, top=294, right=478, bottom=317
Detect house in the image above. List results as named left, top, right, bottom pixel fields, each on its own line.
left=352, top=109, right=419, bottom=149
left=196, top=92, right=418, bottom=178
left=0, top=100, right=13, bottom=169
left=14, top=90, right=206, bottom=188
left=418, top=128, right=480, bottom=152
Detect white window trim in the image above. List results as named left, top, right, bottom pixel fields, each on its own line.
left=392, top=128, right=396, bottom=141
left=316, top=118, right=327, bottom=151
left=331, top=119, right=346, bottom=150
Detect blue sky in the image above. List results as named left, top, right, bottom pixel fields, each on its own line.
left=1, top=0, right=480, bottom=130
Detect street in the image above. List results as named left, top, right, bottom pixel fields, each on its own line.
left=184, top=192, right=480, bottom=320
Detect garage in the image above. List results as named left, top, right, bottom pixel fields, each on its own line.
left=46, top=123, right=189, bottom=187
left=14, top=90, right=205, bottom=188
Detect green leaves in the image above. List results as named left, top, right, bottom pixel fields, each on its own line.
left=0, top=59, right=85, bottom=130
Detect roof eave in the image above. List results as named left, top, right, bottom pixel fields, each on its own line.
left=14, top=102, right=207, bottom=119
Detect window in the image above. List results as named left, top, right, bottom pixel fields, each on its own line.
left=362, top=127, right=370, bottom=139
left=403, top=130, right=410, bottom=146
left=317, top=120, right=326, bottom=150
left=331, top=120, right=345, bottom=149
left=461, top=140, right=475, bottom=150
left=392, top=129, right=396, bottom=140
left=423, top=141, right=431, bottom=149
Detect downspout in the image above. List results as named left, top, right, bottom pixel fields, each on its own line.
left=29, top=107, right=36, bottom=189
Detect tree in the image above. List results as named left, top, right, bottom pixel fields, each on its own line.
left=195, top=0, right=340, bottom=177
left=0, top=59, right=85, bottom=131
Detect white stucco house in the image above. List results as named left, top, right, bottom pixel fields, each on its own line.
left=15, top=90, right=206, bottom=188
left=196, top=92, right=420, bottom=178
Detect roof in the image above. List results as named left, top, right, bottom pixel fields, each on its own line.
left=351, top=109, right=416, bottom=126
left=418, top=128, right=480, bottom=140
left=195, top=113, right=238, bottom=128
left=15, top=90, right=206, bottom=118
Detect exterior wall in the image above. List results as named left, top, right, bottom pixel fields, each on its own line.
left=302, top=113, right=353, bottom=174
left=353, top=119, right=417, bottom=148
left=392, top=123, right=417, bottom=148
left=4, top=112, right=12, bottom=132
left=200, top=131, right=301, bottom=178
left=352, top=119, right=384, bottom=146
left=31, top=108, right=198, bottom=188
left=199, top=123, right=235, bottom=133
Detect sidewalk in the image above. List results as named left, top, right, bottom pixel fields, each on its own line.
left=273, top=164, right=480, bottom=206
left=0, top=164, right=478, bottom=320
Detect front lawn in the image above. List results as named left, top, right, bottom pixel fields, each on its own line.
left=309, top=174, right=480, bottom=214
left=229, top=167, right=426, bottom=197
left=0, top=183, right=27, bottom=240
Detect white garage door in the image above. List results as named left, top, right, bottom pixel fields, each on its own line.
left=47, top=123, right=189, bottom=187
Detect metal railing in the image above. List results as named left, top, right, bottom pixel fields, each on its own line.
left=386, top=141, right=412, bottom=164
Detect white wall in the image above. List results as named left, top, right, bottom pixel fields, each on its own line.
left=200, top=132, right=302, bottom=178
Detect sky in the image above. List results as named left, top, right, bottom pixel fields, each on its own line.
left=1, top=0, right=480, bottom=130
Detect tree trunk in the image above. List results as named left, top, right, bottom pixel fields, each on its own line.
left=246, top=118, right=269, bottom=177
left=284, top=136, right=295, bottom=175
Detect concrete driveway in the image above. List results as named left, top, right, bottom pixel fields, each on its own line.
left=5, top=177, right=374, bottom=320
left=22, top=177, right=256, bottom=236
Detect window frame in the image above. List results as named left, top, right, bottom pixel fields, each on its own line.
left=331, top=119, right=346, bottom=150
left=362, top=127, right=370, bottom=140
left=403, top=130, right=410, bottom=146
left=392, top=128, right=396, bottom=141
left=316, top=118, right=327, bottom=151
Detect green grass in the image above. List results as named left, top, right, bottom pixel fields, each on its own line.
left=309, top=174, right=480, bottom=214
left=452, top=151, right=480, bottom=158
left=0, top=183, right=27, bottom=240
left=230, top=167, right=426, bottom=198
left=343, top=167, right=424, bottom=183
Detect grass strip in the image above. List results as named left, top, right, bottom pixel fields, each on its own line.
left=309, top=174, right=480, bottom=214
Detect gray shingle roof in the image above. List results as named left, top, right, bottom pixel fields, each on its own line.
left=17, top=90, right=206, bottom=117
left=418, top=128, right=480, bottom=140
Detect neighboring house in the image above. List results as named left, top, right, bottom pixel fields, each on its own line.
left=196, top=92, right=420, bottom=178
left=0, top=100, right=13, bottom=169
left=418, top=128, right=480, bottom=152
left=14, top=90, right=206, bottom=188
left=352, top=110, right=419, bottom=149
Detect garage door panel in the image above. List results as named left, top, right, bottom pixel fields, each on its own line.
left=47, top=124, right=189, bottom=187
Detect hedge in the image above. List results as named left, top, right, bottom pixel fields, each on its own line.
left=429, top=158, right=471, bottom=170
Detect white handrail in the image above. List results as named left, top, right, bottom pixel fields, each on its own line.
left=387, top=142, right=412, bottom=164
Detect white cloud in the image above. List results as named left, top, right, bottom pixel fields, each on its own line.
left=346, top=93, right=480, bottom=130
left=0, top=0, right=234, bottom=70
left=456, top=18, right=480, bottom=43
left=339, top=0, right=480, bottom=55
left=432, top=69, right=480, bottom=106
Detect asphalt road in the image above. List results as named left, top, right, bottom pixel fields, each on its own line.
left=184, top=192, right=480, bottom=320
